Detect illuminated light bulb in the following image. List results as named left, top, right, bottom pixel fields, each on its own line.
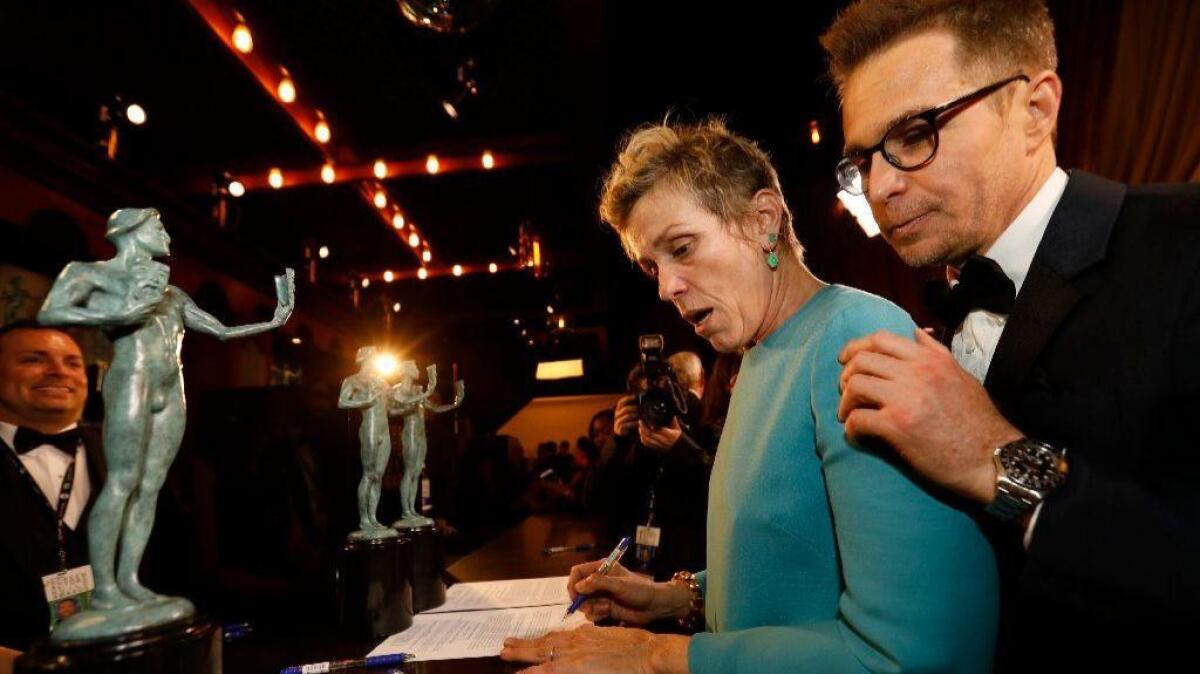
left=488, top=262, right=498, bottom=273
left=268, top=167, right=284, bottom=189
left=425, top=154, right=440, bottom=174
left=277, top=77, right=296, bottom=103
left=408, top=233, right=420, bottom=248
left=546, top=305, right=554, bottom=314
left=374, top=190, right=387, bottom=209
left=557, top=317, right=566, bottom=329
left=291, top=337, right=302, bottom=345
left=441, top=100, right=459, bottom=120
left=125, top=103, right=147, bottom=126
left=373, top=159, right=388, bottom=179
left=314, top=119, right=331, bottom=144
left=809, top=120, right=821, bottom=145
left=232, top=24, right=253, bottom=53
left=421, top=250, right=432, bottom=263
left=318, top=245, right=329, bottom=259
left=417, top=267, right=428, bottom=280
left=321, top=163, right=336, bottom=184
left=481, top=151, right=495, bottom=170
left=227, top=180, right=245, bottom=197
left=513, top=318, right=520, bottom=325
left=361, top=278, right=370, bottom=288
left=383, top=270, right=395, bottom=283
left=392, top=302, right=401, bottom=313
left=452, top=264, right=463, bottom=277
left=373, top=353, right=398, bottom=377
left=392, top=213, right=405, bottom=229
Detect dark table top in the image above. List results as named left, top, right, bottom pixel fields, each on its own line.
left=226, top=514, right=610, bottom=674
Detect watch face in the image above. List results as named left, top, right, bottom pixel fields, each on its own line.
left=1000, top=441, right=1067, bottom=491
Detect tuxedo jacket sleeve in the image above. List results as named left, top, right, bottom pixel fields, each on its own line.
left=984, top=171, right=1200, bottom=623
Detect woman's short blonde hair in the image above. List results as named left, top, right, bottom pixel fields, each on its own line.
left=598, top=118, right=798, bottom=256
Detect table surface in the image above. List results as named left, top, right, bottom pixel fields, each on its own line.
left=226, top=514, right=610, bottom=674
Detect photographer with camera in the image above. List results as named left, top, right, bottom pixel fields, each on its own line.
left=599, top=335, right=713, bottom=583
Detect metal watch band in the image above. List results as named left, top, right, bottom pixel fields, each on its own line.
left=985, top=480, right=1032, bottom=522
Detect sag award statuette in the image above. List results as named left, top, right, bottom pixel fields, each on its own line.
left=390, top=361, right=463, bottom=611
left=19, top=208, right=295, bottom=674
left=334, top=347, right=413, bottom=642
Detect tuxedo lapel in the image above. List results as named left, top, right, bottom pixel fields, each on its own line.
left=985, top=171, right=1127, bottom=404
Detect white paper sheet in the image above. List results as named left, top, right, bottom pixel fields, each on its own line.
left=422, top=576, right=571, bottom=613
left=368, top=604, right=588, bottom=661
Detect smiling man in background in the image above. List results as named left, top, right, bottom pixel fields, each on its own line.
left=0, top=321, right=100, bottom=664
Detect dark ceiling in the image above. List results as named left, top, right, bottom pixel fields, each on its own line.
left=1, top=0, right=906, bottom=409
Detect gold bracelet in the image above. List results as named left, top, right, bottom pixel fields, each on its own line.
left=670, top=570, right=704, bottom=632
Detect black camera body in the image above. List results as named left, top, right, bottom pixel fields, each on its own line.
left=635, top=334, right=688, bottom=429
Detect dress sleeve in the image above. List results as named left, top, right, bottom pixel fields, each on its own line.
left=688, top=299, right=999, bottom=674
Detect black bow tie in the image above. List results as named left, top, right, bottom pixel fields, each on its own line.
left=924, top=255, right=1017, bottom=329
left=12, top=427, right=81, bottom=456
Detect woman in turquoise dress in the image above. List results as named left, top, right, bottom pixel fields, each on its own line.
left=502, top=120, right=998, bottom=673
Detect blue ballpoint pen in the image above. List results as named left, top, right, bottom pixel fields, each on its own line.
left=563, top=536, right=631, bottom=619
left=279, top=652, right=415, bottom=674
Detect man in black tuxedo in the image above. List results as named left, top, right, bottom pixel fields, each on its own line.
left=0, top=322, right=101, bottom=654
left=825, top=0, right=1199, bottom=666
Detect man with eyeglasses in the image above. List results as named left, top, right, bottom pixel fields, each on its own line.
left=824, top=0, right=1199, bottom=667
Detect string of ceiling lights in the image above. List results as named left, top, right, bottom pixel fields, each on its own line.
left=185, top=0, right=549, bottom=284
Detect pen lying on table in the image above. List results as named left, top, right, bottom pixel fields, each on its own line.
left=542, top=543, right=595, bottom=556
left=279, top=652, right=414, bottom=674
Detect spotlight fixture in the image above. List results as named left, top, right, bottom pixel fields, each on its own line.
left=232, top=23, right=253, bottom=53
left=321, top=163, right=336, bottom=184
left=421, top=250, right=432, bottom=263
left=392, top=213, right=405, bottom=229
left=373, top=353, right=399, bottom=377
left=268, top=167, right=284, bottom=189
left=383, top=270, right=395, bottom=283
left=425, top=154, right=440, bottom=174
left=373, top=159, right=388, bottom=179
left=277, top=76, right=296, bottom=103
left=440, top=58, right=479, bottom=120
left=809, top=120, right=821, bottom=145
left=291, top=336, right=302, bottom=345
left=546, top=305, right=554, bottom=314
left=452, top=264, right=463, bottom=277
left=318, top=245, right=330, bottom=259
left=481, top=150, right=495, bottom=170
left=557, top=317, right=566, bottom=329
left=374, top=190, right=388, bottom=209
left=488, top=262, right=498, bottom=273
left=513, top=318, right=521, bottom=325
left=417, top=267, right=429, bottom=280
left=228, top=180, right=246, bottom=197
left=361, top=278, right=371, bottom=288
left=408, top=233, right=420, bottom=248
left=392, top=302, right=402, bottom=313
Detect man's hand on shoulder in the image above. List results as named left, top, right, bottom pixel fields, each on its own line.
left=837, top=328, right=1023, bottom=504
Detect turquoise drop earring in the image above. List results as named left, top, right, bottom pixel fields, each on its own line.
left=765, top=233, right=780, bottom=270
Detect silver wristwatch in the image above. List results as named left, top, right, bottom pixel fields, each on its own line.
left=984, top=438, right=1069, bottom=522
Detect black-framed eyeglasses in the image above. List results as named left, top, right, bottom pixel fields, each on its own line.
left=836, top=74, right=1029, bottom=195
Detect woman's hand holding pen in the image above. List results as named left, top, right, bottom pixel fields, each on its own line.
left=567, top=560, right=692, bottom=624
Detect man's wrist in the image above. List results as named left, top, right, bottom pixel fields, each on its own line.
left=974, top=425, right=1024, bottom=505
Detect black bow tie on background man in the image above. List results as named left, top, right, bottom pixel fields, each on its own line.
left=12, top=426, right=81, bottom=456
left=924, top=255, right=1017, bottom=331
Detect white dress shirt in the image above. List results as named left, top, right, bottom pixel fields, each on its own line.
left=1, top=420, right=91, bottom=530
left=951, top=167, right=1070, bottom=381
left=948, top=167, right=1069, bottom=547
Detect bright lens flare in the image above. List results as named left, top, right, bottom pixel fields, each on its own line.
left=372, top=353, right=399, bottom=377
